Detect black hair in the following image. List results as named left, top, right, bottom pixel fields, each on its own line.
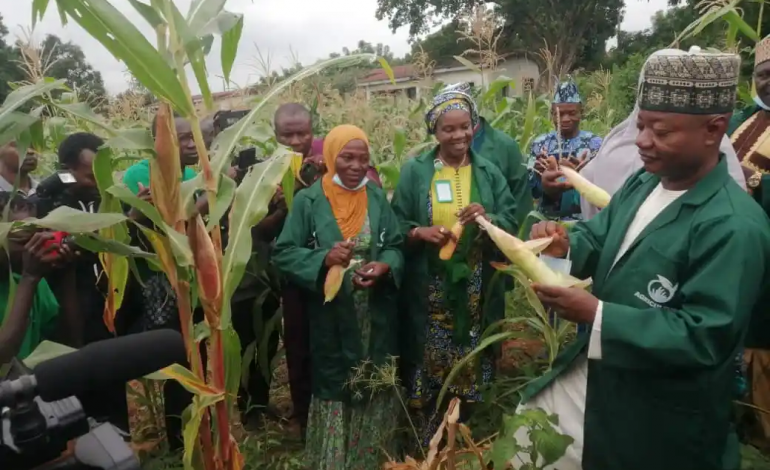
left=57, top=132, right=105, bottom=169
left=273, top=103, right=312, bottom=129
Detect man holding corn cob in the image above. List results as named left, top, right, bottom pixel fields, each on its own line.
left=511, top=49, right=770, bottom=470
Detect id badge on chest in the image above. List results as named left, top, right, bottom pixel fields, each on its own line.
left=435, top=180, right=453, bottom=203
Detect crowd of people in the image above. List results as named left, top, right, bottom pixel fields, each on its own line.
left=2, top=38, right=770, bottom=470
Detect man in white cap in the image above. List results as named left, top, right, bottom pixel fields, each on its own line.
left=511, top=48, right=770, bottom=470
left=578, top=47, right=746, bottom=221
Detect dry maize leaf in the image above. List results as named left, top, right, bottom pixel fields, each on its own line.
left=439, top=221, right=464, bottom=260
left=560, top=166, right=611, bottom=209
left=150, top=102, right=183, bottom=228
left=458, top=424, right=486, bottom=469
left=323, top=259, right=362, bottom=303
left=187, top=214, right=222, bottom=322
left=141, top=227, right=178, bottom=286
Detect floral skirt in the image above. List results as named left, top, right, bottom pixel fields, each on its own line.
left=305, top=392, right=400, bottom=470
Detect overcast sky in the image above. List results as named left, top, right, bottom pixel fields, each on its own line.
left=2, top=0, right=669, bottom=95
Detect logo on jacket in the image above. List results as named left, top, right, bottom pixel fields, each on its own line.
left=635, top=274, right=678, bottom=308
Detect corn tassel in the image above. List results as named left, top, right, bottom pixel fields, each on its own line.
left=438, top=221, right=464, bottom=260
left=560, top=166, right=611, bottom=209
left=476, top=216, right=591, bottom=288
left=324, top=259, right=362, bottom=303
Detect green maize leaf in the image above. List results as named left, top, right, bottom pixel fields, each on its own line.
left=258, top=308, right=282, bottom=387
left=182, top=399, right=204, bottom=470
left=54, top=0, right=194, bottom=116
left=377, top=161, right=401, bottom=190
left=436, top=331, right=519, bottom=409
left=220, top=14, right=243, bottom=83
left=0, top=80, right=67, bottom=147
left=393, top=127, right=407, bottom=160
left=104, top=128, right=155, bottom=151
left=187, top=0, right=226, bottom=31
left=199, top=10, right=242, bottom=36
left=46, top=101, right=116, bottom=135
left=128, top=0, right=164, bottom=28
left=27, top=206, right=126, bottom=232
left=0, top=112, right=40, bottom=149
left=205, top=175, right=236, bottom=230
left=71, top=232, right=155, bottom=258
left=107, top=185, right=194, bottom=267
left=220, top=151, right=292, bottom=328
left=281, top=166, right=295, bottom=213
left=222, top=326, right=242, bottom=414
left=32, top=0, right=51, bottom=27
left=483, top=76, right=514, bottom=104
left=165, top=1, right=213, bottom=111
left=724, top=9, right=759, bottom=42
left=23, top=340, right=76, bottom=368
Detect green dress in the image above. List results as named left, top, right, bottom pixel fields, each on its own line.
left=519, top=157, right=770, bottom=470
left=390, top=148, right=518, bottom=444
left=273, top=181, right=404, bottom=469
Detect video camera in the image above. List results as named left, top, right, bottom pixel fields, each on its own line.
left=0, top=330, right=187, bottom=469
left=29, top=171, right=78, bottom=218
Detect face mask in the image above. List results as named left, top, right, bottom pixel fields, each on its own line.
left=332, top=173, right=369, bottom=191
left=754, top=94, right=770, bottom=112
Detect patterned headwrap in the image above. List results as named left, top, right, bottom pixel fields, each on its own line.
left=756, top=35, right=770, bottom=67
left=553, top=76, right=581, bottom=104
left=425, top=82, right=479, bottom=134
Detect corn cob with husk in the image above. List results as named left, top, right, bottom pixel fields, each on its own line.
left=324, top=259, right=363, bottom=303
left=475, top=216, right=591, bottom=288
left=560, top=166, right=611, bottom=209
left=438, top=221, right=464, bottom=260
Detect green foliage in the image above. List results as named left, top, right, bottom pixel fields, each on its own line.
left=376, top=0, right=624, bottom=73
left=490, top=408, right=574, bottom=470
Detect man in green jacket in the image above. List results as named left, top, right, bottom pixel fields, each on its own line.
left=512, top=49, right=770, bottom=470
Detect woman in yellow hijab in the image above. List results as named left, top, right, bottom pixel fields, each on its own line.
left=274, top=125, right=405, bottom=469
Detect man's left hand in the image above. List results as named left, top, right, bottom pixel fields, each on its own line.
left=531, top=284, right=599, bottom=324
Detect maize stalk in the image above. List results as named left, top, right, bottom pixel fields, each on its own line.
left=476, top=216, right=591, bottom=288
left=324, top=259, right=363, bottom=303
left=560, top=166, right=611, bottom=209
left=438, top=221, right=464, bottom=260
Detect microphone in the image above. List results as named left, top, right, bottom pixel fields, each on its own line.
left=30, top=329, right=186, bottom=403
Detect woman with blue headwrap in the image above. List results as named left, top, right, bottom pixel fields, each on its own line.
left=391, top=87, right=517, bottom=446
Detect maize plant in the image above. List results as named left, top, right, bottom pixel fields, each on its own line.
left=30, top=1, right=392, bottom=468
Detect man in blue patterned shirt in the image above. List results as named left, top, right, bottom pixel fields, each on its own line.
left=528, top=77, right=604, bottom=221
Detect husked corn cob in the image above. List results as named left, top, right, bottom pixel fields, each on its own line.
left=324, top=259, right=362, bottom=303
left=560, top=167, right=611, bottom=209
left=438, top=221, right=464, bottom=260
left=475, top=216, right=591, bottom=288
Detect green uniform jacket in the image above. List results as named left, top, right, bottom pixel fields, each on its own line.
left=272, top=181, right=404, bottom=402
left=727, top=104, right=761, bottom=136
left=473, top=118, right=533, bottom=225
left=390, top=148, right=518, bottom=383
left=520, top=157, right=770, bottom=470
